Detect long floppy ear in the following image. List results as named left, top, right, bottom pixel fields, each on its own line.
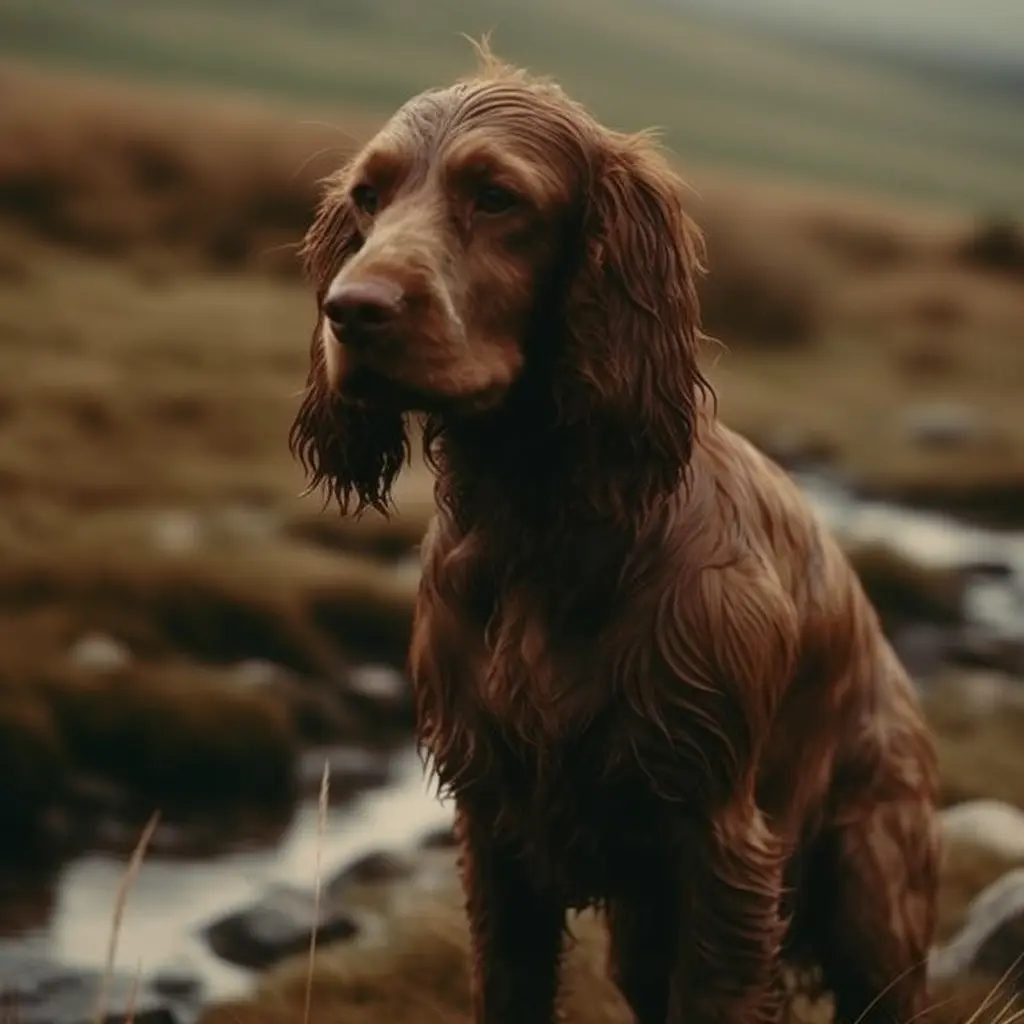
left=555, top=131, right=713, bottom=519
left=288, top=176, right=409, bottom=517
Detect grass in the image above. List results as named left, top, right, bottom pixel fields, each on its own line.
left=923, top=678, right=1024, bottom=809
left=2, top=61, right=1023, bottom=524
left=1, top=0, right=1022, bottom=213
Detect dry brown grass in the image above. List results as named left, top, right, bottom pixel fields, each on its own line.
left=93, top=812, right=160, bottom=1024
left=923, top=679, right=1024, bottom=810
left=0, top=61, right=375, bottom=276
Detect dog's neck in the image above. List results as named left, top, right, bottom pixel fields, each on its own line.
left=426, top=402, right=678, bottom=611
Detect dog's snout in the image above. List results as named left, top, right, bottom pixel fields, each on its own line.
left=322, top=278, right=404, bottom=343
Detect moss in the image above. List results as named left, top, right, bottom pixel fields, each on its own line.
left=0, top=658, right=300, bottom=836
left=35, top=663, right=298, bottom=816
left=0, top=542, right=418, bottom=678
left=697, top=207, right=827, bottom=349
left=956, top=217, right=1024, bottom=276
left=0, top=687, right=67, bottom=838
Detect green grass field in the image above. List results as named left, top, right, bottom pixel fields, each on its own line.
left=2, top=0, right=1022, bottom=213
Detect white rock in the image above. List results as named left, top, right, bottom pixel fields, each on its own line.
left=941, top=799, right=1024, bottom=860
left=67, top=632, right=131, bottom=672
left=229, top=659, right=282, bottom=688
left=903, top=400, right=983, bottom=449
left=348, top=664, right=408, bottom=704
left=152, top=510, right=203, bottom=553
left=391, top=554, right=423, bottom=590
left=214, top=504, right=278, bottom=543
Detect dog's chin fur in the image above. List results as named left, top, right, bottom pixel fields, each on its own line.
left=337, top=364, right=511, bottom=419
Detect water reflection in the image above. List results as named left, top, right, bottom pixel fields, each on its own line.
left=797, top=472, right=1024, bottom=640
left=11, top=749, right=452, bottom=1001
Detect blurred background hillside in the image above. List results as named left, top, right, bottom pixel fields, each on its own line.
left=0, top=3, right=1023, bottom=1023
left=3, top=0, right=1023, bottom=210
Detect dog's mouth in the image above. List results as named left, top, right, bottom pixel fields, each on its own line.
left=338, top=365, right=507, bottom=418
left=338, top=364, right=415, bottom=406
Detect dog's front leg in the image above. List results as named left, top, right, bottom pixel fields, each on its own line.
left=669, top=799, right=789, bottom=1024
left=455, top=802, right=565, bottom=1024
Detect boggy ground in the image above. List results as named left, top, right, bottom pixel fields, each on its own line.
left=0, top=59, right=1023, bottom=1021
left=201, top=736, right=1024, bottom=1024
left=192, top=680, right=1024, bottom=1024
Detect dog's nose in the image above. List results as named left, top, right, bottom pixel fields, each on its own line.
left=322, top=278, right=403, bottom=342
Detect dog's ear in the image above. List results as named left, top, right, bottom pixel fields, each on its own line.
left=555, top=132, right=712, bottom=519
left=289, top=179, right=409, bottom=516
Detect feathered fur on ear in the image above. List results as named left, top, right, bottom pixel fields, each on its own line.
left=288, top=177, right=410, bottom=516
left=555, top=131, right=713, bottom=520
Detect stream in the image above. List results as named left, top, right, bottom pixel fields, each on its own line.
left=2, top=473, right=1023, bottom=1007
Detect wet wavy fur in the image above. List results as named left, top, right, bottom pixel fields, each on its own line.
left=289, top=188, right=410, bottom=516
left=291, top=50, right=942, bottom=1024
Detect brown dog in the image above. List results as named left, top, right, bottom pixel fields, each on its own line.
left=290, top=52, right=941, bottom=1024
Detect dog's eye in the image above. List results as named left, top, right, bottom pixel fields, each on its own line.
left=475, top=184, right=519, bottom=215
left=351, top=184, right=379, bottom=215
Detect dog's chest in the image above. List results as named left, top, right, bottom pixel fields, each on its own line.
left=434, top=580, right=680, bottom=902
left=472, top=592, right=630, bottom=741
left=483, top=723, right=673, bottom=906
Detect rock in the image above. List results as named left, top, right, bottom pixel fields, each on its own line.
left=270, top=675, right=365, bottom=744
left=150, top=955, right=205, bottom=1002
left=963, top=559, right=1016, bottom=581
left=0, top=951, right=178, bottom=1024
left=891, top=622, right=949, bottom=680
left=419, top=825, right=457, bottom=851
left=755, top=426, right=836, bottom=471
left=951, top=626, right=1024, bottom=678
left=902, top=400, right=984, bottom=450
left=67, top=633, right=131, bottom=672
left=201, top=883, right=360, bottom=970
left=941, top=800, right=1024, bottom=861
left=151, top=511, right=203, bottom=554
left=297, top=746, right=391, bottom=803
left=929, top=868, right=1024, bottom=991
left=390, top=554, right=423, bottom=591
left=346, top=663, right=413, bottom=721
left=211, top=504, right=278, bottom=544
left=326, top=850, right=414, bottom=899
left=229, top=659, right=285, bottom=688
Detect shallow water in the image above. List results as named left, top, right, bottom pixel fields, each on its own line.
left=4, top=748, right=453, bottom=1001
left=4, top=476, right=1024, bottom=1004
left=796, top=471, right=1024, bottom=641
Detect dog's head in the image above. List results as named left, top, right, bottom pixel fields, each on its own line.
left=291, top=51, right=709, bottom=515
